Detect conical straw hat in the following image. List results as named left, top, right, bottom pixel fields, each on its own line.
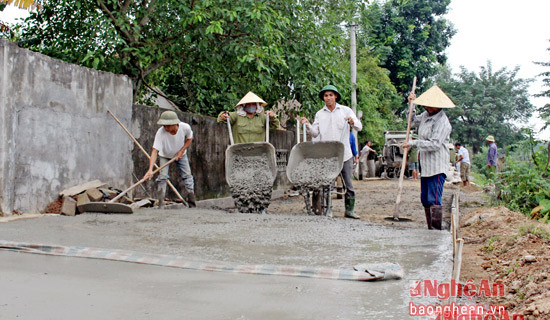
left=236, top=91, right=267, bottom=107
left=413, top=86, right=455, bottom=109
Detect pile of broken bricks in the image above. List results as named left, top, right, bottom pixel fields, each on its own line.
left=45, top=179, right=158, bottom=216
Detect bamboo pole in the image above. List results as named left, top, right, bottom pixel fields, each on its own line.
left=393, top=77, right=417, bottom=220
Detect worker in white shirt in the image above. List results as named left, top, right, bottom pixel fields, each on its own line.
left=300, top=85, right=362, bottom=219
left=359, top=140, right=377, bottom=179
left=454, top=142, right=471, bottom=186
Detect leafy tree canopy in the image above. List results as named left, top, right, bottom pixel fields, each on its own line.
left=535, top=40, right=550, bottom=130
left=13, top=0, right=365, bottom=116
left=359, top=0, right=456, bottom=95
left=8, top=0, right=455, bottom=142
left=435, top=61, right=535, bottom=153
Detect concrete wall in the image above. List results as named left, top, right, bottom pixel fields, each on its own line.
left=0, top=40, right=134, bottom=214
left=131, top=105, right=296, bottom=200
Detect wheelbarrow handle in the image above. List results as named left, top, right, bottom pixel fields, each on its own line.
left=110, top=156, right=178, bottom=203
left=296, top=118, right=307, bottom=144
left=266, top=109, right=270, bottom=144
left=340, top=121, right=350, bottom=143
left=296, top=118, right=300, bottom=144
left=225, top=112, right=234, bottom=146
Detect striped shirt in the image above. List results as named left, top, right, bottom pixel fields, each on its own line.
left=306, top=103, right=362, bottom=161
left=409, top=110, right=452, bottom=177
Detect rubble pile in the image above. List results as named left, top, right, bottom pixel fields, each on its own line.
left=42, top=180, right=157, bottom=216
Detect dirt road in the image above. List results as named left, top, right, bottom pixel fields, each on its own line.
left=268, top=178, right=457, bottom=229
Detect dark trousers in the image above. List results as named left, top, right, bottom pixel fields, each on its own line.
left=341, top=158, right=355, bottom=198
left=420, top=173, right=446, bottom=207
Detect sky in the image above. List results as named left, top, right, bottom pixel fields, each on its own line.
left=444, top=0, right=550, bottom=140
left=1, top=1, right=550, bottom=138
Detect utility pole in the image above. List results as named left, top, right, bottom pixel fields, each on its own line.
left=349, top=24, right=360, bottom=163
left=350, top=24, right=357, bottom=115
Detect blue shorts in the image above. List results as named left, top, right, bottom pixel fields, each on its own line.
left=408, top=162, right=418, bottom=171
left=420, top=173, right=446, bottom=208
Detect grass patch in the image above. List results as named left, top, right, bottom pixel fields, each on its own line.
left=518, top=224, right=550, bottom=239
left=484, top=235, right=500, bottom=253
left=471, top=172, right=490, bottom=187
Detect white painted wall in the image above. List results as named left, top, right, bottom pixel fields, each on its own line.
left=0, top=40, right=134, bottom=214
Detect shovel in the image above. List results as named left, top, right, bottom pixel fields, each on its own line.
left=78, top=156, right=178, bottom=214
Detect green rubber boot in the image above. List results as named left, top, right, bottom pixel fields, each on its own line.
left=344, top=197, right=360, bottom=219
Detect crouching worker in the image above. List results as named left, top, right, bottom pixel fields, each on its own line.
left=402, top=86, right=453, bottom=230
left=144, top=111, right=196, bottom=207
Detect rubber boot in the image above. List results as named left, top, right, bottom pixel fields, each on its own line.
left=311, top=190, right=322, bottom=215
left=344, top=197, right=360, bottom=219
left=157, top=183, right=167, bottom=208
left=424, top=207, right=433, bottom=230
left=186, top=191, right=196, bottom=208
left=430, top=205, right=443, bottom=230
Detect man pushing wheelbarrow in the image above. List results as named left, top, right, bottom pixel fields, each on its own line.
left=299, top=85, right=362, bottom=219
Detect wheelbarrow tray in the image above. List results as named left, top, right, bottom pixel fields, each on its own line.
left=225, top=142, right=277, bottom=187
left=77, top=202, right=133, bottom=214
left=286, top=141, right=345, bottom=186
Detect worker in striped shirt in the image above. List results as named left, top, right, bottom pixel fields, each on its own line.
left=402, top=86, right=454, bottom=230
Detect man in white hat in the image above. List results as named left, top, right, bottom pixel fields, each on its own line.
left=300, top=85, right=362, bottom=219
left=217, top=92, right=279, bottom=143
left=403, top=86, right=453, bottom=230
left=485, top=135, right=498, bottom=179
left=144, top=110, right=196, bottom=207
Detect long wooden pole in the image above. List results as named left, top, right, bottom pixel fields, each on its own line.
left=111, top=156, right=178, bottom=203
left=107, top=110, right=187, bottom=206
left=393, top=77, right=417, bottom=221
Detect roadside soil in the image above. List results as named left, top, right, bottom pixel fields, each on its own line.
left=458, top=186, right=550, bottom=319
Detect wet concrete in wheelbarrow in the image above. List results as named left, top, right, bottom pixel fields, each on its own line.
left=0, top=200, right=452, bottom=319
left=227, top=155, right=274, bottom=213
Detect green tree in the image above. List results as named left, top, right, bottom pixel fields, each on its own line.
left=17, top=0, right=295, bottom=104
left=158, top=0, right=361, bottom=115
left=436, top=62, right=535, bottom=153
left=535, top=40, right=550, bottom=129
left=14, top=0, right=369, bottom=116
left=353, top=50, right=402, bottom=146
left=359, top=0, right=455, bottom=94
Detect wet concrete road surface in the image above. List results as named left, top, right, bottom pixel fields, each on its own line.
left=0, top=208, right=451, bottom=319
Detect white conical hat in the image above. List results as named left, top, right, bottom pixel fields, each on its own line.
left=413, top=86, right=455, bottom=109
left=236, top=91, right=267, bottom=107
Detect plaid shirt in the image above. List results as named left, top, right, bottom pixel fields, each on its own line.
left=409, top=110, right=452, bottom=177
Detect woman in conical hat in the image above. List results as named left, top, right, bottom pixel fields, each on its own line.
left=402, top=86, right=454, bottom=230
left=217, top=91, right=279, bottom=144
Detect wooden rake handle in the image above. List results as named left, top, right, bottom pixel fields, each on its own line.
left=393, top=76, right=417, bottom=220
left=110, top=156, right=178, bottom=203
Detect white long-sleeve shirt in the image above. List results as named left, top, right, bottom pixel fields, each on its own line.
left=306, top=103, right=362, bottom=161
